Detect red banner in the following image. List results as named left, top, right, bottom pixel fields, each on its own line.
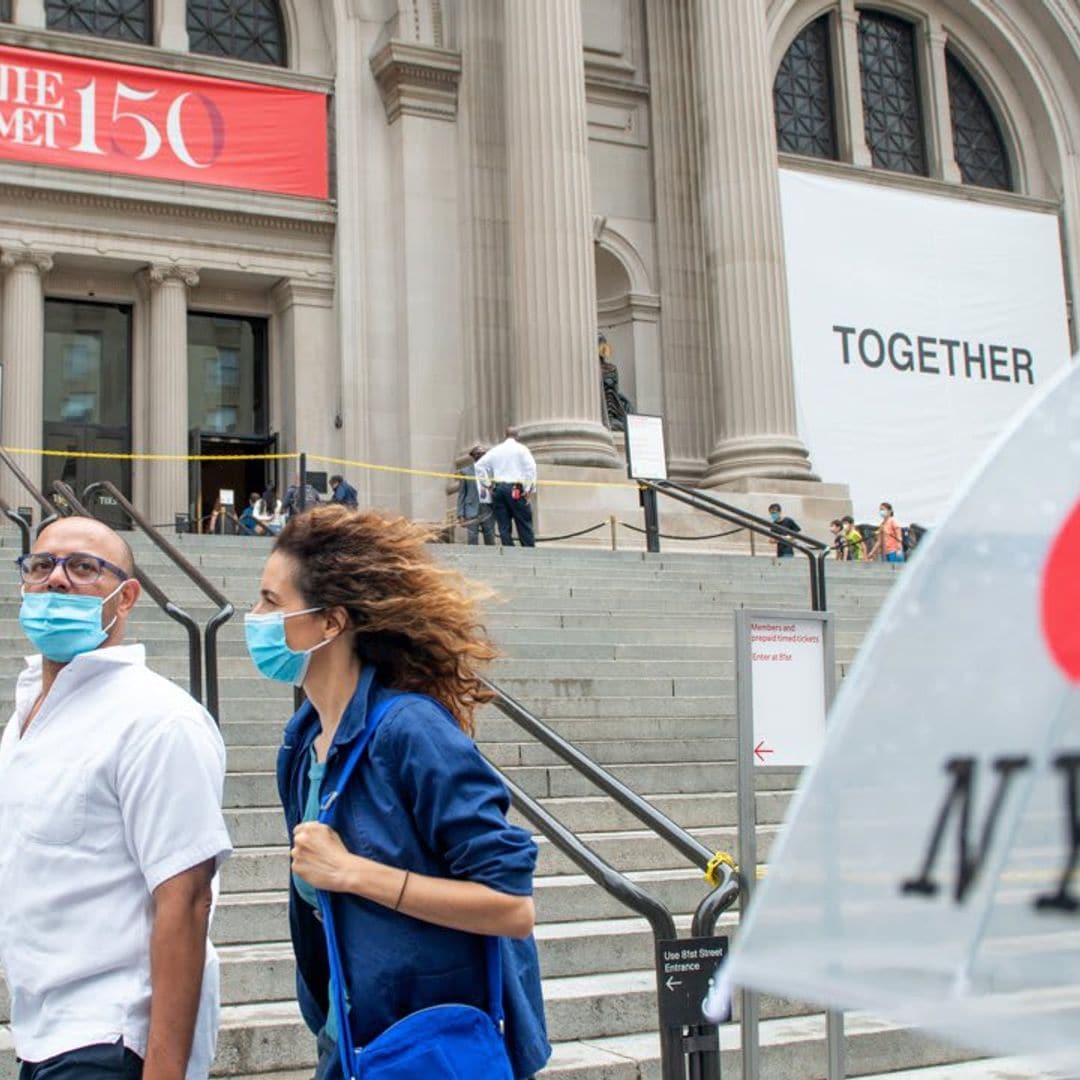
left=0, top=44, right=328, bottom=198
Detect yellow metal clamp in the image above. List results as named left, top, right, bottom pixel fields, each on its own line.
left=704, top=850, right=736, bottom=886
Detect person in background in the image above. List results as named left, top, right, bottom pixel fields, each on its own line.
left=868, top=501, right=905, bottom=563
left=282, top=474, right=322, bottom=519
left=0, top=516, right=231, bottom=1079
left=768, top=502, right=801, bottom=558
left=829, top=519, right=846, bottom=560
left=474, top=428, right=537, bottom=548
left=456, top=445, right=495, bottom=546
left=841, top=514, right=865, bottom=561
left=246, top=506, right=549, bottom=1079
left=239, top=493, right=262, bottom=535
left=329, top=475, right=359, bottom=510
left=256, top=489, right=287, bottom=537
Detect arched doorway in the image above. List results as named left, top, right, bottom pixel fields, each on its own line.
left=593, top=232, right=661, bottom=421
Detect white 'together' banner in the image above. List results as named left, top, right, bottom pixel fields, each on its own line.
left=779, top=168, right=1072, bottom=526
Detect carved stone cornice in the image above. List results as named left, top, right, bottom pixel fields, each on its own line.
left=370, top=41, right=462, bottom=123
left=0, top=177, right=337, bottom=238
left=0, top=248, right=53, bottom=275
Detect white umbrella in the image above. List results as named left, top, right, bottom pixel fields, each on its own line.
left=714, top=359, right=1080, bottom=1065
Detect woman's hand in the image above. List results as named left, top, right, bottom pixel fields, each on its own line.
left=291, top=822, right=357, bottom=892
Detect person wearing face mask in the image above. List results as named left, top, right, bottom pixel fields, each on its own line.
left=868, top=501, right=905, bottom=563
left=767, top=502, right=801, bottom=558
left=246, top=505, right=549, bottom=1080
left=0, top=516, right=232, bottom=1080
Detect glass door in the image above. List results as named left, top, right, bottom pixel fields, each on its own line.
left=43, top=301, right=132, bottom=529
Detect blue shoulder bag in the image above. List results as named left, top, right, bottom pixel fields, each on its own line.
left=315, top=694, right=515, bottom=1080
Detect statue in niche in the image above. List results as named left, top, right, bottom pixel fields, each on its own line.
left=598, top=334, right=633, bottom=432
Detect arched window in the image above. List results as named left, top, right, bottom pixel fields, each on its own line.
left=774, top=14, right=837, bottom=160
left=187, top=0, right=285, bottom=66
left=857, top=10, right=927, bottom=176
left=946, top=51, right=1012, bottom=191
left=45, top=0, right=150, bottom=42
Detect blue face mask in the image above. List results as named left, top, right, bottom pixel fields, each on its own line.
left=770, top=512, right=781, bottom=522
left=19, top=582, right=125, bottom=663
left=244, top=607, right=330, bottom=686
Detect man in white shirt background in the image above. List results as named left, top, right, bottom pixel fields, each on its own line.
left=474, top=426, right=538, bottom=547
left=0, top=516, right=232, bottom=1079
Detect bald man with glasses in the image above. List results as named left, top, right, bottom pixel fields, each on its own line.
left=0, top=516, right=231, bottom=1080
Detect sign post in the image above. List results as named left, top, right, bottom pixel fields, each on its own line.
left=734, top=608, right=839, bottom=1079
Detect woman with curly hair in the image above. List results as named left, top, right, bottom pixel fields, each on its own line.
left=244, top=505, right=550, bottom=1079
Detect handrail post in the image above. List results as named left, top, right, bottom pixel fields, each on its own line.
left=641, top=484, right=661, bottom=553
left=299, top=451, right=307, bottom=513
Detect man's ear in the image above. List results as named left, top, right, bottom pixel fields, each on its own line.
left=117, top=578, right=141, bottom=616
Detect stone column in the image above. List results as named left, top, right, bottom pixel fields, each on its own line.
left=11, top=0, right=46, bottom=29
left=0, top=249, right=52, bottom=511
left=141, top=264, right=197, bottom=528
left=504, top=0, right=617, bottom=466
left=834, top=1, right=873, bottom=167
left=645, top=0, right=713, bottom=480
left=457, top=0, right=511, bottom=455
left=155, top=0, right=189, bottom=51
left=694, top=0, right=816, bottom=482
left=923, top=17, right=963, bottom=183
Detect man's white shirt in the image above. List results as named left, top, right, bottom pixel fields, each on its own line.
left=474, top=438, right=537, bottom=493
left=0, top=644, right=232, bottom=1074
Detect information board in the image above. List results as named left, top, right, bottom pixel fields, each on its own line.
left=743, top=614, right=829, bottom=768
left=625, top=413, right=667, bottom=481
left=655, top=935, right=730, bottom=1027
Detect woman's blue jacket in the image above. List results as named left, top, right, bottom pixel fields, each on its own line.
left=276, top=666, right=551, bottom=1079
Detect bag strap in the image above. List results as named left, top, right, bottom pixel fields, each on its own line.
left=314, top=692, right=505, bottom=1079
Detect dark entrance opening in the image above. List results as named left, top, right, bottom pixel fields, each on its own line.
left=187, top=312, right=272, bottom=531
left=42, top=300, right=132, bottom=530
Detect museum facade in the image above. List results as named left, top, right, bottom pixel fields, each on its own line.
left=0, top=0, right=1076, bottom=534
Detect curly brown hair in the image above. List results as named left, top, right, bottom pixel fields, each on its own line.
left=274, top=505, right=496, bottom=734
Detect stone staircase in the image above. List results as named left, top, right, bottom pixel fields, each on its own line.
left=0, top=532, right=1007, bottom=1078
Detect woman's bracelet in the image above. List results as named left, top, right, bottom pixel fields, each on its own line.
left=393, top=869, right=410, bottom=911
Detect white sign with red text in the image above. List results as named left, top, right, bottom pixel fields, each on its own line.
left=747, top=616, right=827, bottom=768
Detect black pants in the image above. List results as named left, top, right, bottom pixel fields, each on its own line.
left=492, top=484, right=535, bottom=547
left=20, top=1040, right=143, bottom=1079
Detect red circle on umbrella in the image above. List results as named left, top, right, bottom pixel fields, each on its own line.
left=1042, top=499, right=1080, bottom=682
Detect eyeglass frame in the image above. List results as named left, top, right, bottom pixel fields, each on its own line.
left=16, top=552, right=130, bottom=587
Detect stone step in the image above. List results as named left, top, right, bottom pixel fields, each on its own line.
left=219, top=714, right=740, bottom=746
left=220, top=826, right=770, bottom=892
left=227, top=736, right=738, bottom=773
left=224, top=790, right=793, bottom=847
left=0, top=1004, right=971, bottom=1079
left=222, top=759, right=792, bottom=808
left=213, top=870, right=717, bottom=944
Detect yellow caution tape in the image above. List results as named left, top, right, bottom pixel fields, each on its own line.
left=1, top=446, right=299, bottom=463
left=0, top=446, right=643, bottom=490
left=705, top=850, right=736, bottom=886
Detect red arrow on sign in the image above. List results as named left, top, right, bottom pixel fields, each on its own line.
left=754, top=740, right=774, bottom=763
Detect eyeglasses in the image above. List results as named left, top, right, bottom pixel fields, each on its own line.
left=16, top=552, right=129, bottom=587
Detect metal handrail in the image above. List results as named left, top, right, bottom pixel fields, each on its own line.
left=81, top=481, right=235, bottom=720
left=641, top=479, right=829, bottom=612
left=50, top=482, right=206, bottom=703
left=0, top=448, right=58, bottom=522
left=484, top=679, right=741, bottom=1080
left=500, top=773, right=687, bottom=1079
left=0, top=496, right=32, bottom=555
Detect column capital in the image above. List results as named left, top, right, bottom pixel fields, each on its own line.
left=0, top=249, right=53, bottom=275
left=271, top=277, right=335, bottom=312
left=141, top=263, right=200, bottom=289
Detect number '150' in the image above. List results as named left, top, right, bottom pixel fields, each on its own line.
left=72, top=80, right=225, bottom=168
